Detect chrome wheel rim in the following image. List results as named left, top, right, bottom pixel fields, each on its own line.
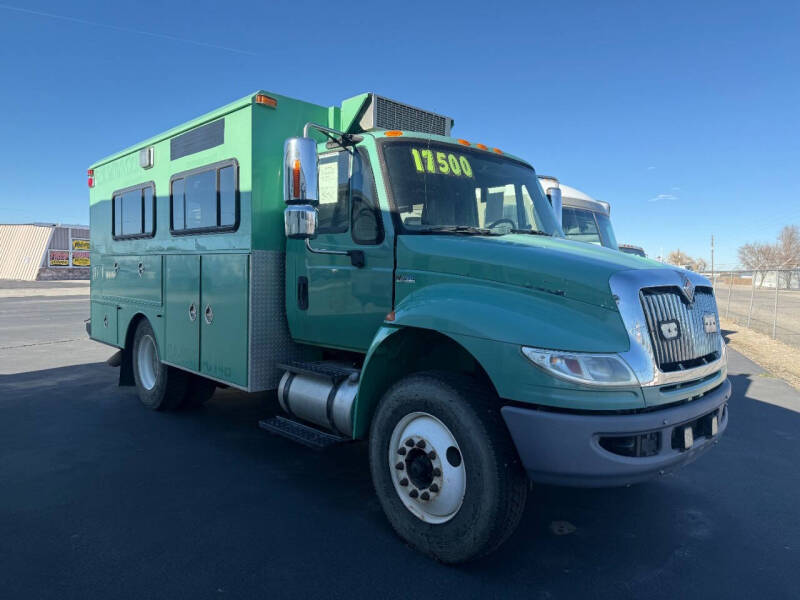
left=137, top=334, right=159, bottom=391
left=388, top=411, right=466, bottom=524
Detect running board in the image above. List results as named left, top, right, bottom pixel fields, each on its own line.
left=258, top=416, right=350, bottom=450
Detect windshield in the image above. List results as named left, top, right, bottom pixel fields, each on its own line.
left=561, top=206, right=619, bottom=250
left=382, top=140, right=562, bottom=236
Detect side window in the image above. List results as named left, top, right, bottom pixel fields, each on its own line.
left=351, top=149, right=383, bottom=245
left=171, top=160, right=238, bottom=233
left=112, top=183, right=155, bottom=239
left=317, top=152, right=350, bottom=234
left=562, top=207, right=601, bottom=244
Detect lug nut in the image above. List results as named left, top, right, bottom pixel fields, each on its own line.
left=420, top=491, right=430, bottom=501
left=405, top=438, right=415, bottom=448
left=395, top=462, right=404, bottom=470
left=428, top=451, right=437, bottom=460
left=429, top=483, right=439, bottom=493
left=416, top=440, right=426, bottom=449
left=432, top=468, right=441, bottom=477
left=399, top=478, right=409, bottom=487
left=397, top=447, right=407, bottom=456
left=409, top=489, right=419, bottom=499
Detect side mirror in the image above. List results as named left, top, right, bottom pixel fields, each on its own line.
left=284, top=204, right=318, bottom=239
left=283, top=137, right=319, bottom=204
left=546, top=187, right=563, bottom=228
left=283, top=137, right=319, bottom=239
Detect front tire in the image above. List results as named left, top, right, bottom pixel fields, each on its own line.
left=369, top=371, right=528, bottom=563
left=131, top=319, right=187, bottom=411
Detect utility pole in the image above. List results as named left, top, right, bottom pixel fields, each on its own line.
left=711, top=234, right=715, bottom=282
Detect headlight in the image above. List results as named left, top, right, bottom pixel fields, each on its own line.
left=521, top=347, right=639, bottom=387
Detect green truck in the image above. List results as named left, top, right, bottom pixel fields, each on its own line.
left=88, top=91, right=730, bottom=563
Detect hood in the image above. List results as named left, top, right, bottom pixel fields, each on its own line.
left=395, top=233, right=670, bottom=310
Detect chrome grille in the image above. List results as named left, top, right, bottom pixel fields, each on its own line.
left=640, top=287, right=721, bottom=371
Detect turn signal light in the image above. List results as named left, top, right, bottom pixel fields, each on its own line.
left=255, top=94, right=278, bottom=108
left=292, top=159, right=302, bottom=199
left=385, top=311, right=396, bottom=322
left=385, top=130, right=403, bottom=137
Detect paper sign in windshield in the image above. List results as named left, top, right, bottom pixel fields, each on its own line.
left=410, top=148, right=473, bottom=178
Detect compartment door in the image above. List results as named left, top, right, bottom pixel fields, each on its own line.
left=164, top=255, right=200, bottom=371
left=90, top=301, right=118, bottom=346
left=200, top=254, right=249, bottom=387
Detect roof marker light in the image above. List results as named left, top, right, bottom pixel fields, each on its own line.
left=493, top=148, right=503, bottom=154
left=457, top=139, right=470, bottom=146
left=476, top=143, right=488, bottom=150
left=385, top=130, right=403, bottom=137
left=255, top=94, right=278, bottom=108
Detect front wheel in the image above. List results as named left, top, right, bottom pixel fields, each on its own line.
left=369, top=371, right=528, bottom=563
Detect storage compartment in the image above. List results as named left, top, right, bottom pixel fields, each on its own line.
left=90, top=301, right=118, bottom=346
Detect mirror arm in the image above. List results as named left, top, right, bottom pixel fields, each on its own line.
left=303, top=122, right=363, bottom=147
left=304, top=239, right=365, bottom=268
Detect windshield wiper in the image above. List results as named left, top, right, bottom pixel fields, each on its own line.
left=417, top=225, right=502, bottom=236
left=510, top=229, right=553, bottom=237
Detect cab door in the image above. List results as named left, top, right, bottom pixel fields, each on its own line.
left=293, top=147, right=393, bottom=351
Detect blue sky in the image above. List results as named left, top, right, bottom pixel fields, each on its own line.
left=0, top=0, right=797, bottom=267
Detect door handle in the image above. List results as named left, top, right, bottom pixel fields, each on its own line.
left=304, top=239, right=365, bottom=268
left=189, top=303, right=197, bottom=322
left=204, top=304, right=214, bottom=325
left=138, top=262, right=144, bottom=277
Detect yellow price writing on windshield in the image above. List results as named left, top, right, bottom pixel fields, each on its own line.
left=411, top=148, right=473, bottom=178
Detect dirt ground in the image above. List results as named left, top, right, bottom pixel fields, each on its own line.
left=721, top=317, right=800, bottom=390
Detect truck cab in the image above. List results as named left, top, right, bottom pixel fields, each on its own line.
left=538, top=175, right=619, bottom=250
left=89, top=91, right=730, bottom=563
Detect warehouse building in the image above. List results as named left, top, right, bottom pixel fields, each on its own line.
left=0, top=223, right=90, bottom=281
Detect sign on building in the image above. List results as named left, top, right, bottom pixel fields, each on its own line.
left=49, top=250, right=70, bottom=266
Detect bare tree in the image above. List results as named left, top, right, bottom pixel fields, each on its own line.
left=738, top=242, right=778, bottom=287
left=666, top=249, right=691, bottom=268
left=776, top=225, right=800, bottom=287
left=666, top=249, right=707, bottom=272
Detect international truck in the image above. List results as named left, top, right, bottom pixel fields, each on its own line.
left=88, top=91, right=730, bottom=563
left=538, top=175, right=619, bottom=250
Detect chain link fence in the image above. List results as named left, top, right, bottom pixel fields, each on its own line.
left=707, top=269, right=800, bottom=348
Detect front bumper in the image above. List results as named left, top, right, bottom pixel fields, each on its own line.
left=501, top=377, right=731, bottom=487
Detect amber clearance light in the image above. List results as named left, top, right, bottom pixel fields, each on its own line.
left=384, top=130, right=403, bottom=137
left=255, top=94, right=278, bottom=108
left=475, top=143, right=488, bottom=150
left=457, top=139, right=470, bottom=146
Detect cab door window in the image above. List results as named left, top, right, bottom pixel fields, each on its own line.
left=316, top=149, right=383, bottom=244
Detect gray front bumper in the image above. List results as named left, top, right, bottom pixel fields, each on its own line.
left=502, top=378, right=731, bottom=487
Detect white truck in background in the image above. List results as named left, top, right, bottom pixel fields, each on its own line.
left=538, top=175, right=619, bottom=250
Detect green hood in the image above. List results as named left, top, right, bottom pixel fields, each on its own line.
left=396, top=233, right=667, bottom=310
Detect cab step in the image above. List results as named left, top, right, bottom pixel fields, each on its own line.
left=278, top=360, right=360, bottom=384
left=258, top=415, right=349, bottom=450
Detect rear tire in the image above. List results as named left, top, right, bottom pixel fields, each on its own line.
left=131, top=319, right=187, bottom=411
left=182, top=375, right=217, bottom=409
left=369, top=371, right=528, bottom=563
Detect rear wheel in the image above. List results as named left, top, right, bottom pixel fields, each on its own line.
left=182, top=375, right=217, bottom=409
left=369, top=371, right=528, bottom=563
left=132, top=319, right=187, bottom=411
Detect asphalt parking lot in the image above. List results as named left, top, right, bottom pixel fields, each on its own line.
left=1, top=286, right=799, bottom=599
